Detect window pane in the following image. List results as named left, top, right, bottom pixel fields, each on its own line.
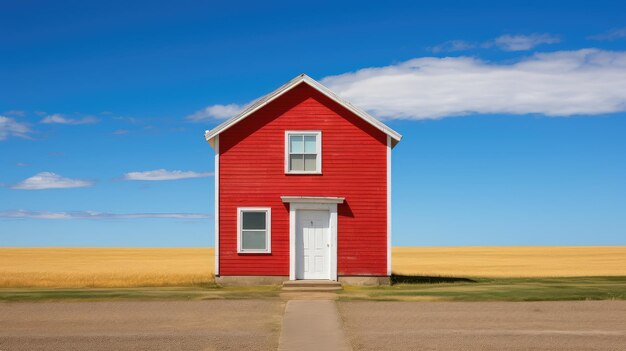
left=304, top=135, right=317, bottom=153
left=242, top=212, right=266, bottom=230
left=242, top=230, right=266, bottom=250
left=290, top=154, right=304, bottom=171
left=289, top=135, right=303, bottom=153
left=304, top=154, right=317, bottom=171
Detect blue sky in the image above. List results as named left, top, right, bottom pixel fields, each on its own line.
left=1, top=0, right=625, bottom=247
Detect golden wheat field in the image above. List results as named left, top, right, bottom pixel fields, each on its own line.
left=1, top=246, right=625, bottom=288
left=0, top=248, right=214, bottom=288
left=392, top=246, right=626, bottom=277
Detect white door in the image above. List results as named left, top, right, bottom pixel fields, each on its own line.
left=296, top=210, right=330, bottom=280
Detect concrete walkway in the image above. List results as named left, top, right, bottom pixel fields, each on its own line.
left=278, top=299, right=353, bottom=351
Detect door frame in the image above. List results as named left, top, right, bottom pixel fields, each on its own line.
left=282, top=196, right=343, bottom=281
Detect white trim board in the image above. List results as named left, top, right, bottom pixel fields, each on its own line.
left=214, top=135, right=219, bottom=276
left=204, top=74, right=402, bottom=149
left=386, top=135, right=392, bottom=276
left=281, top=196, right=345, bottom=204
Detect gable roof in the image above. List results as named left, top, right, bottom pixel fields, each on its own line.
left=204, top=74, right=402, bottom=148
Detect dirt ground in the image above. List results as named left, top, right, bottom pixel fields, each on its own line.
left=338, top=300, right=626, bottom=351
left=0, top=300, right=284, bottom=351
left=2, top=299, right=626, bottom=350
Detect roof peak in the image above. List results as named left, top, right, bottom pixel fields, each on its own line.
left=204, top=74, right=401, bottom=148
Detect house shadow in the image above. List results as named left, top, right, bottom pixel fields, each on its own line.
left=338, top=200, right=354, bottom=218
left=391, top=274, right=477, bottom=285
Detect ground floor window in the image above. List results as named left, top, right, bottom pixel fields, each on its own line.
left=237, top=207, right=271, bottom=253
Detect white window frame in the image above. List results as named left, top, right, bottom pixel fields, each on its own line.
left=237, top=207, right=272, bottom=254
left=284, top=131, right=322, bottom=174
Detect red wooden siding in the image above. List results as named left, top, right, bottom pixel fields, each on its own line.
left=219, top=83, right=388, bottom=276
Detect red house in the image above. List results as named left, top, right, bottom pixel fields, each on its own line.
left=204, top=74, right=401, bottom=286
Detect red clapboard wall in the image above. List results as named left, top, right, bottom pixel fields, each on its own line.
left=218, top=83, right=388, bottom=276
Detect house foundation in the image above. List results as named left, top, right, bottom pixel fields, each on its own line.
left=215, top=275, right=288, bottom=286
left=215, top=275, right=390, bottom=286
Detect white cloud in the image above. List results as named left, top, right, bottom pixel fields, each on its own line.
left=11, top=172, right=94, bottom=190
left=320, top=49, right=626, bottom=119
left=0, top=210, right=210, bottom=220
left=186, top=103, right=244, bottom=122
left=493, top=33, right=560, bottom=51
left=40, top=114, right=100, bottom=125
left=430, top=40, right=476, bottom=53
left=0, top=116, right=32, bottom=140
left=191, top=49, right=626, bottom=121
left=122, top=169, right=213, bottom=181
left=113, top=129, right=129, bottom=135
left=589, top=27, right=626, bottom=41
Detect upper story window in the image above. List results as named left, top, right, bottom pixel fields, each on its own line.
left=285, top=131, right=322, bottom=174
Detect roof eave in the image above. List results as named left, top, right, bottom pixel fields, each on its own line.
left=204, top=130, right=216, bottom=149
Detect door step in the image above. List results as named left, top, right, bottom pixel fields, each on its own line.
left=282, top=280, right=343, bottom=291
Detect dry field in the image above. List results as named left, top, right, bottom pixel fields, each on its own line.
left=393, top=246, right=626, bottom=277
left=0, top=248, right=214, bottom=288
left=1, top=246, right=625, bottom=288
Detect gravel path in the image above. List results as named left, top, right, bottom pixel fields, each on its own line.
left=0, top=300, right=284, bottom=351
left=279, top=300, right=352, bottom=351
left=337, top=300, right=626, bottom=351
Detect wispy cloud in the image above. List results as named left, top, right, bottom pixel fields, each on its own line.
left=3, top=110, right=25, bottom=117
left=321, top=49, right=626, bottom=119
left=16, top=163, right=30, bottom=167
left=429, top=40, right=476, bottom=53
left=113, top=129, right=129, bottom=135
left=113, top=116, right=140, bottom=124
left=0, top=210, right=211, bottom=220
left=430, top=33, right=560, bottom=53
left=589, top=27, right=626, bottom=41
left=40, top=114, right=100, bottom=125
left=11, top=172, right=94, bottom=190
left=186, top=103, right=244, bottom=122
left=0, top=116, right=32, bottom=140
left=122, top=169, right=213, bottom=181
left=492, top=33, right=560, bottom=51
